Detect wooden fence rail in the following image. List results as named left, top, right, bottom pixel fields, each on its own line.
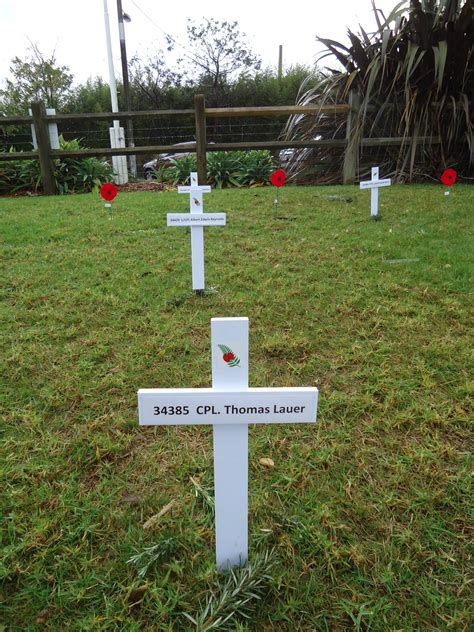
left=1, top=93, right=441, bottom=194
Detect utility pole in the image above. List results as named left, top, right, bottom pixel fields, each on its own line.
left=278, top=45, right=283, bottom=82
left=116, top=0, right=136, bottom=177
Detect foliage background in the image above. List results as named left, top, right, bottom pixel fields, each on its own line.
left=0, top=19, right=319, bottom=163
left=0, top=7, right=472, bottom=185
left=284, top=0, right=473, bottom=181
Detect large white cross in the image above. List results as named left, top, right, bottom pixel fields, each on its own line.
left=138, top=317, right=318, bottom=570
left=167, top=172, right=226, bottom=291
left=359, top=166, right=391, bottom=218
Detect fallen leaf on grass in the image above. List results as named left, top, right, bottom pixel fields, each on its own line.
left=143, top=499, right=176, bottom=530
left=259, top=457, right=275, bottom=468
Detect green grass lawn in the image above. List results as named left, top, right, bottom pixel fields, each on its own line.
left=1, top=184, right=472, bottom=631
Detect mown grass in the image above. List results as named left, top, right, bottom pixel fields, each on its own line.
left=1, top=183, right=472, bottom=631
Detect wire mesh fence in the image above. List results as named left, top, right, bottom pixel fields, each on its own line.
left=1, top=99, right=368, bottom=189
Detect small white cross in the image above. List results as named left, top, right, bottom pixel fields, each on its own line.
left=167, top=172, right=226, bottom=291
left=359, top=166, right=391, bottom=218
left=138, top=317, right=318, bottom=570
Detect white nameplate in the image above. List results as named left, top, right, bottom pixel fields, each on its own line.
left=138, top=387, right=318, bottom=425
left=178, top=185, right=212, bottom=194
left=167, top=213, right=226, bottom=226
left=360, top=179, right=391, bottom=189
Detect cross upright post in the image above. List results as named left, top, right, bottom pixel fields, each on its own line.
left=212, top=317, right=249, bottom=568
left=167, top=172, right=226, bottom=292
left=359, top=166, right=391, bottom=219
left=138, top=317, right=319, bottom=570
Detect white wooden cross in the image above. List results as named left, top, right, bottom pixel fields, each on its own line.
left=138, top=317, right=318, bottom=570
left=359, top=166, right=391, bottom=218
left=167, top=172, right=226, bottom=291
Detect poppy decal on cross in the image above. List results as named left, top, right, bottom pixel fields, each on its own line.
left=218, top=344, right=241, bottom=367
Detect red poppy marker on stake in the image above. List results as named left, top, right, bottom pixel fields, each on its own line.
left=99, top=182, right=118, bottom=219
left=270, top=168, right=286, bottom=209
left=440, top=169, right=457, bottom=206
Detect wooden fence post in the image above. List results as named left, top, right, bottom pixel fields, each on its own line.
left=343, top=90, right=361, bottom=185
left=194, top=94, right=207, bottom=184
left=31, top=102, right=56, bottom=195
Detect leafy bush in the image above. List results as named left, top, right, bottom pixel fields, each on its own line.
left=206, top=151, right=243, bottom=188
left=167, top=150, right=275, bottom=187
left=153, top=164, right=175, bottom=183
left=239, top=150, right=274, bottom=186
left=0, top=136, right=115, bottom=194
left=0, top=149, right=41, bottom=194
left=169, top=155, right=197, bottom=185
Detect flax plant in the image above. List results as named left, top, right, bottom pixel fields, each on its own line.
left=284, top=0, right=473, bottom=181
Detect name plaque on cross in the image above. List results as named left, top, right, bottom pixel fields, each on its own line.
left=359, top=166, right=391, bottom=218
left=139, top=388, right=317, bottom=425
left=138, top=317, right=319, bottom=570
left=167, top=172, right=226, bottom=291
left=167, top=214, right=226, bottom=227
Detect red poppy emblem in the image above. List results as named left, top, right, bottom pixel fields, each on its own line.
left=270, top=169, right=286, bottom=188
left=100, top=183, right=118, bottom=201
left=440, top=169, right=457, bottom=187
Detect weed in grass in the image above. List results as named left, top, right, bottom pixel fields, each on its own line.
left=166, top=292, right=192, bottom=308
left=127, top=536, right=181, bottom=578
left=182, top=550, right=276, bottom=631
left=190, top=476, right=215, bottom=524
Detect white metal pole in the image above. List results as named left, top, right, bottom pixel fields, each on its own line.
left=103, top=0, right=119, bottom=128
left=103, top=0, right=128, bottom=183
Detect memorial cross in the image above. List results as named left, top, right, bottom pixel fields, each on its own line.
left=167, top=172, right=226, bottom=291
left=359, top=166, right=391, bottom=218
left=138, top=317, right=318, bottom=570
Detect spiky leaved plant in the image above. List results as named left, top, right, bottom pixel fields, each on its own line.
left=182, top=550, right=276, bottom=631
left=284, top=0, right=473, bottom=182
left=127, top=536, right=181, bottom=577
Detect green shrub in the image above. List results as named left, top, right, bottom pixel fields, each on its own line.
left=54, top=136, right=115, bottom=193
left=239, top=150, right=274, bottom=186
left=0, top=150, right=41, bottom=194
left=206, top=151, right=243, bottom=188
left=153, top=165, right=175, bottom=183
left=162, top=150, right=275, bottom=188
left=169, top=155, right=197, bottom=185
left=0, top=136, right=115, bottom=195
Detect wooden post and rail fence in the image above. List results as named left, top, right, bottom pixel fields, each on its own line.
left=0, top=93, right=441, bottom=195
